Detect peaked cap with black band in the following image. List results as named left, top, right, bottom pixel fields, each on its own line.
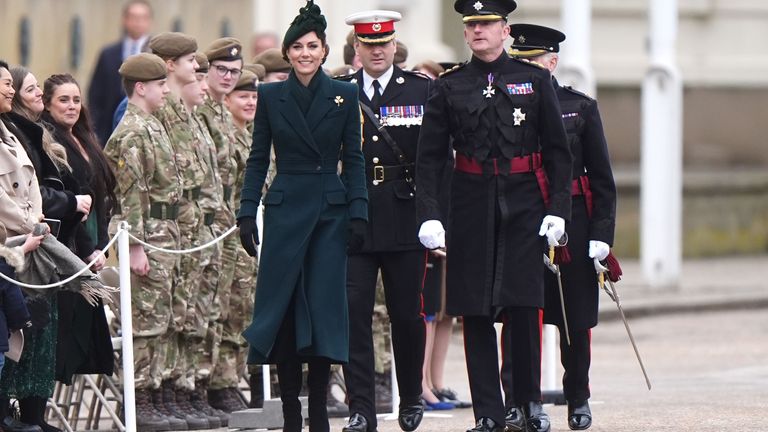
left=345, top=10, right=402, bottom=44
left=283, top=0, right=328, bottom=49
left=454, top=0, right=517, bottom=23
left=509, top=23, right=566, bottom=58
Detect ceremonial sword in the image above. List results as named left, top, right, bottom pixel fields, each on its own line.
left=595, top=258, right=652, bottom=390
left=543, top=239, right=571, bottom=346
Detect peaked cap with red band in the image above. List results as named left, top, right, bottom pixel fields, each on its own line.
left=345, top=10, right=402, bottom=44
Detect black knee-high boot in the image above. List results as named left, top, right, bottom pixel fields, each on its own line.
left=249, top=367, right=264, bottom=409
left=307, top=360, right=330, bottom=432
left=277, top=361, right=303, bottom=432
left=19, top=397, right=60, bottom=432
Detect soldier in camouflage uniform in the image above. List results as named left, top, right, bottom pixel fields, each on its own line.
left=105, top=53, right=182, bottom=432
left=196, top=38, right=249, bottom=413
left=179, top=51, right=231, bottom=426
left=148, top=32, right=216, bottom=430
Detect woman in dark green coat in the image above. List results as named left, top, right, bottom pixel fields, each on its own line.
left=237, top=2, right=367, bottom=431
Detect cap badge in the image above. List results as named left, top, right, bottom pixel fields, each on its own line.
left=513, top=108, right=527, bottom=126
left=334, top=96, right=345, bottom=106
left=231, top=47, right=239, bottom=56
left=483, top=73, right=496, bottom=99
left=518, top=35, right=526, bottom=44
left=372, top=23, right=382, bottom=32
left=474, top=1, right=484, bottom=11
left=396, top=76, right=405, bottom=84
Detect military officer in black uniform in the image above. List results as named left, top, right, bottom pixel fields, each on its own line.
left=502, top=24, right=617, bottom=431
left=415, top=2, right=573, bottom=432
left=335, top=10, right=431, bottom=432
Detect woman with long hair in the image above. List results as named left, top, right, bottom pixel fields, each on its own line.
left=237, top=2, right=367, bottom=430
left=8, top=66, right=92, bottom=252
left=41, top=74, right=116, bottom=266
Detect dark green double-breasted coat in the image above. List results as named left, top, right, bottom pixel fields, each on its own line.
left=238, top=71, right=367, bottom=364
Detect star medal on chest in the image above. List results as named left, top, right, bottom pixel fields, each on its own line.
left=483, top=73, right=496, bottom=99
left=513, top=108, right=527, bottom=126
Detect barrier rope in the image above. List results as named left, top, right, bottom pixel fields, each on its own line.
left=126, top=225, right=237, bottom=254
left=0, top=224, right=239, bottom=288
left=0, top=226, right=124, bottom=289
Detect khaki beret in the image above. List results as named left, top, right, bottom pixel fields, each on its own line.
left=205, top=37, right=243, bottom=62
left=195, top=52, right=209, bottom=72
left=149, top=32, right=198, bottom=59
left=119, top=53, right=167, bottom=82
left=243, top=63, right=266, bottom=81
left=233, top=70, right=259, bottom=92
left=253, top=48, right=291, bottom=74
left=394, top=40, right=408, bottom=64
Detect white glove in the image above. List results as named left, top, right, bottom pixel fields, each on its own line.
left=418, top=220, right=446, bottom=250
left=538, top=215, right=565, bottom=247
left=588, top=240, right=610, bottom=261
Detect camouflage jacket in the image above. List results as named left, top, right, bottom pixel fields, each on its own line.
left=197, top=96, right=238, bottom=212
left=105, top=103, right=183, bottom=242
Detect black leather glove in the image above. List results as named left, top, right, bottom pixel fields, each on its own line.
left=347, top=219, right=367, bottom=254
left=26, top=295, right=51, bottom=330
left=238, top=217, right=260, bottom=257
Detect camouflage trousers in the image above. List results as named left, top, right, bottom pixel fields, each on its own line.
left=128, top=219, right=180, bottom=391
left=164, top=201, right=210, bottom=390
left=210, top=238, right=258, bottom=390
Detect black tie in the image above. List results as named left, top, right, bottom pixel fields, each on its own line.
left=371, top=79, right=382, bottom=112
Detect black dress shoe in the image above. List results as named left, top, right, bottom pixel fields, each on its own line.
left=523, top=401, right=550, bottom=432
left=466, top=417, right=504, bottom=432
left=398, top=402, right=424, bottom=431
left=343, top=413, right=371, bottom=432
left=504, top=406, right=526, bottom=432
left=1, top=416, right=43, bottom=432
left=567, top=400, right=592, bottom=430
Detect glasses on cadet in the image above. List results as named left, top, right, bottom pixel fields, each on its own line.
left=212, top=64, right=242, bottom=79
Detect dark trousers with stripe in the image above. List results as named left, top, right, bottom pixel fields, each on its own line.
left=343, top=250, right=426, bottom=429
left=501, top=326, right=592, bottom=407
left=463, top=307, right=541, bottom=425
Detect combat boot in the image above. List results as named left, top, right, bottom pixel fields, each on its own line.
left=176, top=388, right=220, bottom=428
left=134, top=389, right=170, bottom=432
left=160, top=381, right=209, bottom=430
left=208, top=387, right=247, bottom=413
left=190, top=380, right=230, bottom=426
left=150, top=388, right=187, bottom=430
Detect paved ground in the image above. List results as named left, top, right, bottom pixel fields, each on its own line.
left=324, top=308, right=768, bottom=432
left=61, top=256, right=768, bottom=431
left=331, top=256, right=768, bottom=432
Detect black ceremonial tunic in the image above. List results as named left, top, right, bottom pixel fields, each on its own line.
left=416, top=52, right=573, bottom=317
left=543, top=80, right=617, bottom=331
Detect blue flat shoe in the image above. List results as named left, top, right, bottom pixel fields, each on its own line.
left=424, top=400, right=454, bottom=411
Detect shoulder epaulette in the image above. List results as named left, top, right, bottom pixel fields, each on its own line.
left=401, top=69, right=431, bottom=80
left=438, top=62, right=467, bottom=77
left=562, top=85, right=594, bottom=101
left=512, top=57, right=548, bottom=70
left=333, top=73, right=356, bottom=82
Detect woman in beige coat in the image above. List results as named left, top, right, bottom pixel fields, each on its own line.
left=0, top=61, right=44, bottom=237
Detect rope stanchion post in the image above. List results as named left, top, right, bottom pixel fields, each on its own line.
left=118, top=223, right=137, bottom=432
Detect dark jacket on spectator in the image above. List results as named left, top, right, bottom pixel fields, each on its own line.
left=0, top=248, right=31, bottom=353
